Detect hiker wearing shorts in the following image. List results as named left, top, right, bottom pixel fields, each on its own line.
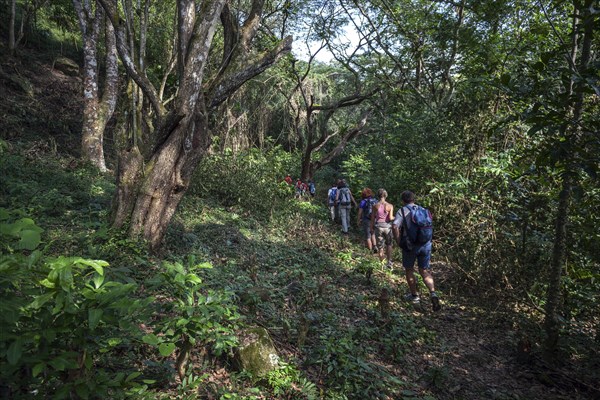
left=371, top=189, right=394, bottom=269
left=357, top=188, right=377, bottom=253
left=392, top=190, right=441, bottom=312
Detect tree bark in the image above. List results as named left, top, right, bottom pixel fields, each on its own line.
left=75, top=1, right=119, bottom=172
left=9, top=0, right=16, bottom=55
left=543, top=0, right=594, bottom=359
left=99, top=0, right=292, bottom=249
left=289, top=58, right=375, bottom=181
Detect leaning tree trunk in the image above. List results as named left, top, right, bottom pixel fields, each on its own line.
left=299, top=110, right=370, bottom=182
left=101, top=0, right=292, bottom=250
left=129, top=114, right=211, bottom=250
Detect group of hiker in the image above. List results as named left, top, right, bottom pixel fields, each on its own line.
left=284, top=174, right=316, bottom=199
left=327, top=180, right=441, bottom=312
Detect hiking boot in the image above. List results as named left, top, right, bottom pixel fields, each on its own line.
left=431, top=294, right=441, bottom=312
left=386, top=261, right=393, bottom=272
left=404, top=293, right=420, bottom=304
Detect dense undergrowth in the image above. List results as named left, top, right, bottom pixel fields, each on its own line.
left=3, top=139, right=599, bottom=399
left=0, top=142, right=437, bottom=399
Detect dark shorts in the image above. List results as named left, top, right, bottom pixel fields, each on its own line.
left=402, top=241, right=432, bottom=270
left=361, top=219, right=373, bottom=239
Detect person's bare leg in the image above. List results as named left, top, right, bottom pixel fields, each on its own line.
left=405, top=268, right=418, bottom=295
left=419, top=268, right=435, bottom=293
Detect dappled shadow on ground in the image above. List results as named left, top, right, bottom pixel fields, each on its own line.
left=407, top=262, right=600, bottom=400
left=167, top=199, right=599, bottom=399
left=167, top=203, right=427, bottom=397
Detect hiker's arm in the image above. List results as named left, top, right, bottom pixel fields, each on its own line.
left=357, top=208, right=362, bottom=226
left=392, top=211, right=401, bottom=241
left=351, top=193, right=358, bottom=207
left=388, top=205, right=394, bottom=222
left=370, top=204, right=376, bottom=231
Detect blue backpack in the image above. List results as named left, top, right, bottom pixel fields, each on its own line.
left=328, top=188, right=337, bottom=205
left=361, top=198, right=377, bottom=220
left=401, top=205, right=433, bottom=247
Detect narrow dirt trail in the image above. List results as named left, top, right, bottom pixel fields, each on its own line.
left=391, top=262, right=598, bottom=400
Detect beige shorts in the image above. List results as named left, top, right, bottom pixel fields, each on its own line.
left=375, top=223, right=393, bottom=247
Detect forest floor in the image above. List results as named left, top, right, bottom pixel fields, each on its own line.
left=1, top=46, right=599, bottom=400
left=167, top=195, right=600, bottom=399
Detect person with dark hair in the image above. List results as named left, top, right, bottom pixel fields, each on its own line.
left=357, top=188, right=377, bottom=252
left=335, top=179, right=357, bottom=234
left=294, top=179, right=303, bottom=198
left=393, top=190, right=441, bottom=311
left=308, top=180, right=316, bottom=198
left=371, top=188, right=394, bottom=269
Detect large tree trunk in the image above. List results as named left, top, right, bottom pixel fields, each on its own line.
left=75, top=2, right=118, bottom=172
left=100, top=0, right=292, bottom=250
left=543, top=0, right=594, bottom=359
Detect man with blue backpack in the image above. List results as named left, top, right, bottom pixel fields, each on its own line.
left=392, top=190, right=441, bottom=312
left=327, top=181, right=338, bottom=222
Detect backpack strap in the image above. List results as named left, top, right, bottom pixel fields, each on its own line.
left=400, top=206, right=410, bottom=237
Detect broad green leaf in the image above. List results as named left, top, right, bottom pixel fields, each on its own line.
left=158, top=342, right=176, bottom=357
left=93, top=273, right=105, bottom=289
left=88, top=308, right=103, bottom=330
left=58, top=266, right=73, bottom=291
left=125, top=371, right=142, bottom=382
left=29, top=292, right=54, bottom=309
left=27, top=250, right=43, bottom=267
left=107, top=338, right=123, bottom=347
left=32, top=363, right=46, bottom=377
left=185, top=273, right=202, bottom=284
left=142, top=334, right=160, bottom=346
left=77, top=259, right=108, bottom=275
left=17, top=229, right=41, bottom=251
left=7, top=339, right=22, bottom=365
left=48, top=355, right=77, bottom=371
left=39, top=278, right=55, bottom=289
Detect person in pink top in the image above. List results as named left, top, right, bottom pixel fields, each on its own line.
left=370, top=188, right=394, bottom=269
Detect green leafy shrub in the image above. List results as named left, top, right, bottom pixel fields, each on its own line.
left=144, top=260, right=240, bottom=379
left=190, top=147, right=296, bottom=217
left=265, top=362, right=318, bottom=399
left=0, top=210, right=153, bottom=399
left=308, top=331, right=409, bottom=399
